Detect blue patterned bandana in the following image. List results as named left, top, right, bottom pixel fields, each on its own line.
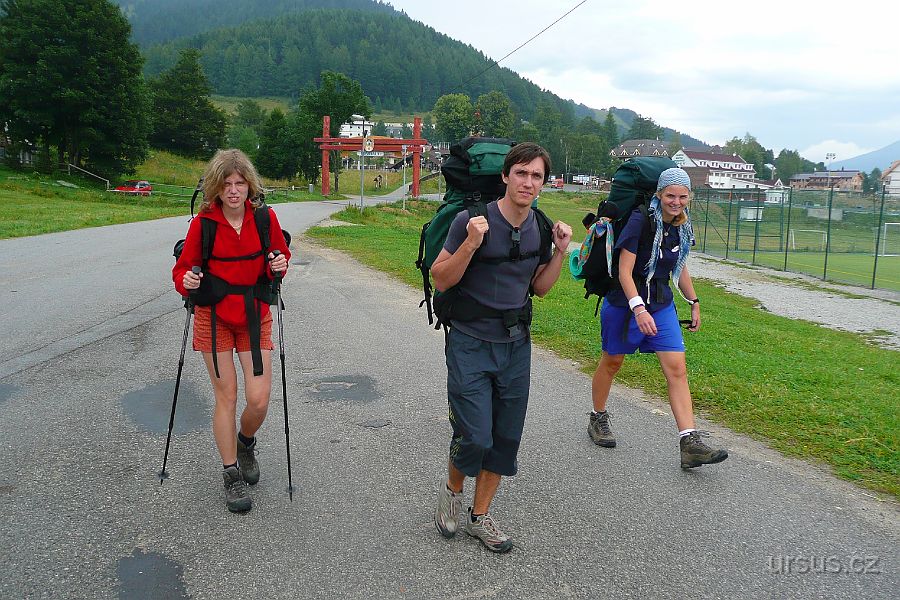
left=645, top=195, right=694, bottom=300
left=657, top=167, right=691, bottom=192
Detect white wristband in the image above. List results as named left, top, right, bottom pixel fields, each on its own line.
left=628, top=296, right=645, bottom=311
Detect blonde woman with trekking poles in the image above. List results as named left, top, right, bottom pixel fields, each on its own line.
left=172, top=149, right=291, bottom=513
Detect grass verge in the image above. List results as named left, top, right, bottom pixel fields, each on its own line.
left=306, top=198, right=899, bottom=499
left=0, top=158, right=322, bottom=239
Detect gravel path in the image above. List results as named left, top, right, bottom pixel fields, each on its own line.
left=688, top=254, right=900, bottom=350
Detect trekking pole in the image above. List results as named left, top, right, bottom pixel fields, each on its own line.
left=159, top=266, right=201, bottom=483
left=271, top=251, right=295, bottom=500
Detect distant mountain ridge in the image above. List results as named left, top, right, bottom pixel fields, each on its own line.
left=830, top=140, right=900, bottom=172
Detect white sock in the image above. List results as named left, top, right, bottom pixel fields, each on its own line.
left=678, top=428, right=696, bottom=438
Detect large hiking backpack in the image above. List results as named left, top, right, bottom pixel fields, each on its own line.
left=415, top=136, right=553, bottom=328
left=572, top=156, right=677, bottom=309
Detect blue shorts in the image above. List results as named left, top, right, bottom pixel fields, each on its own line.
left=600, top=300, right=686, bottom=355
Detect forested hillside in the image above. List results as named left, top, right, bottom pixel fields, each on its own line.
left=113, top=0, right=393, bottom=47
left=142, top=9, right=578, bottom=122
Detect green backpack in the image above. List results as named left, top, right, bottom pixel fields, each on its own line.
left=415, top=136, right=553, bottom=328
left=572, top=156, right=676, bottom=309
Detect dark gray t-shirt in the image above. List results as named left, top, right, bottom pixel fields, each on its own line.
left=443, top=201, right=552, bottom=342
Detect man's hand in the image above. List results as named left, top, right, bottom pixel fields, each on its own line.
left=464, top=215, right=489, bottom=250
left=552, top=221, right=573, bottom=251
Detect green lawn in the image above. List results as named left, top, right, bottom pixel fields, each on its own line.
left=0, top=159, right=322, bottom=238
left=306, top=198, right=899, bottom=499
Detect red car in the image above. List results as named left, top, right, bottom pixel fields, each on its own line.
left=551, top=179, right=564, bottom=189
left=114, top=180, right=152, bottom=196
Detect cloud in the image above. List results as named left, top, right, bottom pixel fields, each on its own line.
left=387, top=0, right=900, bottom=152
left=799, top=140, right=873, bottom=164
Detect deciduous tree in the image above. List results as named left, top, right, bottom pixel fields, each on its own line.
left=0, top=0, right=150, bottom=174
left=475, top=91, right=516, bottom=138
left=295, top=70, right=371, bottom=192
left=433, top=93, right=474, bottom=143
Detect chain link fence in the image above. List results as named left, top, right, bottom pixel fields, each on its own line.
left=689, top=186, right=900, bottom=291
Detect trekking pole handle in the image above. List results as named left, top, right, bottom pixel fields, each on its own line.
left=270, top=250, right=284, bottom=282
left=188, top=266, right=201, bottom=299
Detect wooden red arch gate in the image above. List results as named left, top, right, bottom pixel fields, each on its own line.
left=314, top=116, right=428, bottom=197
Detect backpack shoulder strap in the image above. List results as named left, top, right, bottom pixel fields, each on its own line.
left=636, top=203, right=656, bottom=247
left=531, top=206, right=554, bottom=257
left=466, top=198, right=489, bottom=249
left=253, top=204, right=272, bottom=255
left=200, top=218, right=217, bottom=271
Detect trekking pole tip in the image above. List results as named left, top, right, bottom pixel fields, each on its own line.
left=158, top=470, right=169, bottom=483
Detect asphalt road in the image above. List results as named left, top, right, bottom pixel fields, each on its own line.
left=0, top=200, right=897, bottom=599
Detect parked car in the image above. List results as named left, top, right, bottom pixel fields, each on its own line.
left=551, top=179, right=564, bottom=189
left=114, top=180, right=152, bottom=196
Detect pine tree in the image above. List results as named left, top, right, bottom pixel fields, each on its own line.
left=148, top=49, right=227, bottom=158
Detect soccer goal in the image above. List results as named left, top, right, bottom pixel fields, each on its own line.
left=789, top=229, right=827, bottom=251
left=877, top=222, right=900, bottom=256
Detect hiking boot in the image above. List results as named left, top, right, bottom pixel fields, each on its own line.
left=680, top=431, right=728, bottom=469
left=434, top=482, right=463, bottom=538
left=236, top=436, right=260, bottom=485
left=464, top=508, right=513, bottom=553
left=223, top=466, right=252, bottom=513
left=588, top=411, right=616, bottom=447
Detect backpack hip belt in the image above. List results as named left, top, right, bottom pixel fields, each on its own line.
left=435, top=289, right=533, bottom=338
left=193, top=272, right=277, bottom=377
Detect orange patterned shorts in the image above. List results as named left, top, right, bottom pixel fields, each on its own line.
left=192, top=306, right=274, bottom=353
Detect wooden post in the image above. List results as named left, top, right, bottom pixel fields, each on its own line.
left=321, top=116, right=331, bottom=196
left=412, top=117, right=422, bottom=198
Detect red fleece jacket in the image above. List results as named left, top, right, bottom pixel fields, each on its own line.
left=173, top=200, right=291, bottom=326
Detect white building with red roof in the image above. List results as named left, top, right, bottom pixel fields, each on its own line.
left=671, top=148, right=757, bottom=188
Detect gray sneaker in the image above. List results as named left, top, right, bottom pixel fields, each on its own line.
left=237, top=436, right=260, bottom=485
left=588, top=411, right=616, bottom=447
left=463, top=508, right=513, bottom=553
left=680, top=431, right=728, bottom=469
left=223, top=466, right=252, bottom=513
left=434, top=482, right=463, bottom=538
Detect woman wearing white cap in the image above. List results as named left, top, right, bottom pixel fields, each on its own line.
left=587, top=167, right=728, bottom=468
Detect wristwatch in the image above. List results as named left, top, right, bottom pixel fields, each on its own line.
left=686, top=297, right=700, bottom=306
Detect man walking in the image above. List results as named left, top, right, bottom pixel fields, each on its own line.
left=431, top=142, right=572, bottom=552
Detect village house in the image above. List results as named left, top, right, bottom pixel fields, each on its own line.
left=789, top=169, right=863, bottom=191
left=881, top=160, right=900, bottom=196
left=338, top=114, right=376, bottom=138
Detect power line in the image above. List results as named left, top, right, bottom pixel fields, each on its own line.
left=453, top=0, right=588, bottom=93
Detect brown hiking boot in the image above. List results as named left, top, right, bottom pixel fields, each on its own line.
left=588, top=411, right=616, bottom=447
left=236, top=436, right=260, bottom=485
left=223, top=466, right=252, bottom=513
left=680, top=431, right=728, bottom=469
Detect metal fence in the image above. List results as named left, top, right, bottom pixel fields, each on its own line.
left=689, top=186, right=900, bottom=292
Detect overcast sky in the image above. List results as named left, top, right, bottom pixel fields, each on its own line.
left=385, top=0, right=900, bottom=163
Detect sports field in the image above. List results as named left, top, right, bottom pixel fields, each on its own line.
left=690, top=197, right=900, bottom=292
